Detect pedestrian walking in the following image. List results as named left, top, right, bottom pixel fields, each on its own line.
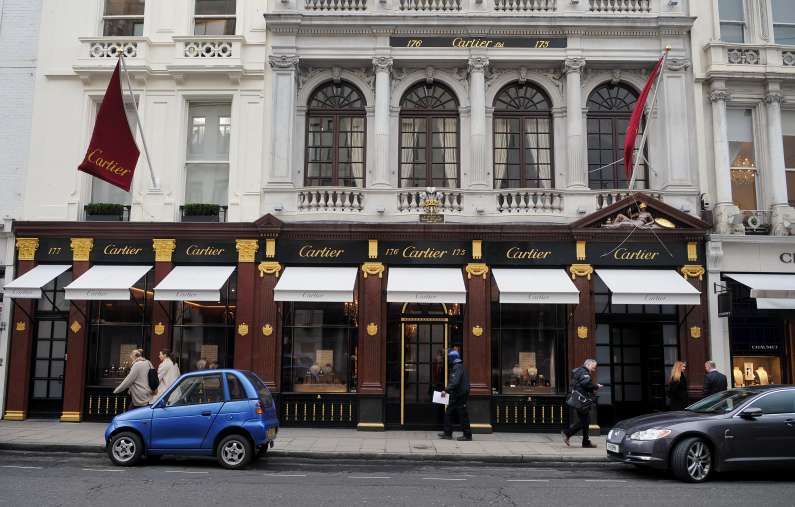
left=702, top=360, right=728, bottom=398
left=113, top=349, right=154, bottom=410
left=667, top=361, right=688, bottom=411
left=438, top=349, right=472, bottom=441
left=562, top=358, right=601, bottom=449
left=156, top=349, right=181, bottom=396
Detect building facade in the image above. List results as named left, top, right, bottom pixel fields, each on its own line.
left=4, top=0, right=711, bottom=432
left=693, top=0, right=795, bottom=387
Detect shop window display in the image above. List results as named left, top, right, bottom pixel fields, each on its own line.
left=282, top=302, right=358, bottom=393
left=731, top=356, right=781, bottom=387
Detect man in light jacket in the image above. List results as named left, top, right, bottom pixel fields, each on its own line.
left=114, top=349, right=154, bottom=409
left=156, top=349, right=181, bottom=396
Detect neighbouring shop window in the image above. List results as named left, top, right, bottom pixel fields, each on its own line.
left=731, top=355, right=782, bottom=387
left=719, top=0, right=746, bottom=43
left=587, top=83, right=648, bottom=190
left=773, top=0, right=795, bottom=46
left=87, top=273, right=153, bottom=388
left=194, top=0, right=236, bottom=36
left=305, top=81, right=366, bottom=188
left=490, top=301, right=566, bottom=395
left=728, top=109, right=759, bottom=211
left=103, top=0, right=145, bottom=36
left=784, top=111, right=795, bottom=206
left=186, top=103, right=231, bottom=206
left=399, top=82, right=460, bottom=188
left=172, top=277, right=236, bottom=372
left=281, top=302, right=358, bottom=393
left=493, top=82, right=554, bottom=190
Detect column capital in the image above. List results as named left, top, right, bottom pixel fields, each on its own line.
left=372, top=57, right=393, bottom=73
left=268, top=54, right=300, bottom=71
left=563, top=57, right=586, bottom=74
left=680, top=264, right=705, bottom=281
left=70, top=238, right=94, bottom=262
left=362, top=262, right=385, bottom=279
left=765, top=91, right=785, bottom=105
left=236, top=239, right=259, bottom=263
left=569, top=263, right=593, bottom=280
left=709, top=89, right=731, bottom=103
left=468, top=56, right=489, bottom=74
left=15, top=238, right=39, bottom=261
left=152, top=238, right=176, bottom=262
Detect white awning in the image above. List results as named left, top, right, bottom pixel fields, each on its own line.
left=596, top=269, right=701, bottom=305
left=756, top=298, right=795, bottom=310
left=386, top=267, right=466, bottom=304
left=492, top=269, right=580, bottom=304
left=64, top=265, right=152, bottom=300
left=2, top=264, right=71, bottom=299
left=725, top=273, right=795, bottom=301
left=153, top=266, right=236, bottom=302
left=274, top=267, right=358, bottom=303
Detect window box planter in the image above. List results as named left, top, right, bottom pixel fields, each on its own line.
left=84, top=203, right=130, bottom=222
left=180, top=204, right=227, bottom=223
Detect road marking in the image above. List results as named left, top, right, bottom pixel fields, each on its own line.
left=349, top=476, right=392, bottom=479
left=584, top=479, right=627, bottom=483
left=263, top=474, right=307, bottom=477
left=506, top=479, right=550, bottom=483
left=82, top=468, right=125, bottom=473
left=164, top=470, right=209, bottom=474
left=422, top=478, right=467, bottom=481
left=0, top=465, right=42, bottom=470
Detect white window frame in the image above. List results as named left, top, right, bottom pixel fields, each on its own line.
left=727, top=106, right=762, bottom=212
left=192, top=0, right=237, bottom=36
left=101, top=0, right=146, bottom=37
left=718, top=0, right=747, bottom=43
left=772, top=0, right=795, bottom=46
left=184, top=102, right=232, bottom=207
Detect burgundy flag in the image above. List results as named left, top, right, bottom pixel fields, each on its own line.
left=623, top=54, right=665, bottom=180
left=78, top=60, right=139, bottom=191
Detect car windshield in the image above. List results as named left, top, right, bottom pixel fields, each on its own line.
left=243, top=371, right=274, bottom=408
left=686, top=390, right=757, bottom=414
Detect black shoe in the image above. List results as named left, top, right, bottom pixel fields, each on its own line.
left=582, top=442, right=597, bottom=449
left=457, top=436, right=472, bottom=441
left=438, top=433, right=452, bottom=440
left=561, top=431, right=570, bottom=447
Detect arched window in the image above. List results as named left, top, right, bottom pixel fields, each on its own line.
left=586, top=83, right=648, bottom=189
left=493, top=82, right=553, bottom=189
left=305, top=81, right=366, bottom=187
left=399, top=82, right=459, bottom=188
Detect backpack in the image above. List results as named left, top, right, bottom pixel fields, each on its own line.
left=147, top=367, right=159, bottom=392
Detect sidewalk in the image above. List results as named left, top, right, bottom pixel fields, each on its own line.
left=0, top=420, right=608, bottom=463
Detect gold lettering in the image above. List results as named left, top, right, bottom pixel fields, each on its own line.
left=613, top=248, right=660, bottom=261
left=103, top=244, right=144, bottom=256
left=298, top=245, right=344, bottom=258
left=506, top=247, right=553, bottom=260
left=407, top=39, right=423, bottom=48
left=186, top=245, right=225, bottom=256
left=86, top=149, right=131, bottom=177
left=401, top=246, right=447, bottom=259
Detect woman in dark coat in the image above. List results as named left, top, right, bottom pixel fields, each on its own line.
left=667, top=361, right=689, bottom=411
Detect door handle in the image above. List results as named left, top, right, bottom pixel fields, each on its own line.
left=786, top=419, right=794, bottom=427
left=201, top=411, right=212, bottom=417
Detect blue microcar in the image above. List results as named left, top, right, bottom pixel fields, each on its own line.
left=105, top=369, right=279, bottom=469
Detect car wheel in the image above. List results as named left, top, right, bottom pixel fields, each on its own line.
left=108, top=431, right=144, bottom=467
left=216, top=434, right=253, bottom=470
left=671, top=437, right=712, bottom=483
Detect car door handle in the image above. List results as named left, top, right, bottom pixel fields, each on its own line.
left=786, top=419, right=795, bottom=427
left=201, top=411, right=212, bottom=417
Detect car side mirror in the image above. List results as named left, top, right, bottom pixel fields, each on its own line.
left=739, top=407, right=763, bottom=419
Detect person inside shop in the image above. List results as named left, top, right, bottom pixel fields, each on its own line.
left=562, top=358, right=601, bottom=449
left=438, top=349, right=472, bottom=442
left=156, top=349, right=181, bottom=396
left=667, top=361, right=688, bottom=411
left=702, top=360, right=728, bottom=398
left=113, top=349, right=154, bottom=410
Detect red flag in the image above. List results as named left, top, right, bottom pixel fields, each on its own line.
left=624, top=54, right=664, bottom=180
left=78, top=60, right=139, bottom=191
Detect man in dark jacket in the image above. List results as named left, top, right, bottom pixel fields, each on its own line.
left=562, top=359, right=601, bottom=448
left=702, top=360, right=728, bottom=397
left=438, top=349, right=472, bottom=441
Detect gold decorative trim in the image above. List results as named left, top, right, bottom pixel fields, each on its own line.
left=60, top=411, right=81, bottom=423
left=70, top=238, right=94, bottom=262
left=357, top=422, right=385, bottom=430
left=472, top=325, right=483, bottom=337
left=70, top=321, right=82, bottom=334
left=238, top=323, right=249, bottom=336
left=472, top=240, right=482, bottom=260
left=687, top=242, right=698, bottom=262
left=588, top=424, right=601, bottom=431
left=3, top=410, right=25, bottom=421
left=262, top=324, right=274, bottom=336
left=690, top=326, right=702, bottom=339
left=465, top=263, right=489, bottom=280
left=368, top=239, right=378, bottom=259
left=569, top=264, right=593, bottom=280
left=152, top=239, right=176, bottom=262
left=258, top=261, right=282, bottom=278
left=680, top=264, right=705, bottom=281
left=470, top=423, right=492, bottom=430
left=366, top=322, right=378, bottom=336
left=576, top=240, right=586, bottom=261
left=15, top=238, right=39, bottom=261
left=15, top=322, right=26, bottom=332
left=577, top=326, right=589, bottom=339
left=362, top=262, right=385, bottom=279
left=265, top=239, right=276, bottom=258
left=153, top=322, right=165, bottom=336
left=236, top=239, right=259, bottom=263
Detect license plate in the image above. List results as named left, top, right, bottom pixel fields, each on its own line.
left=606, top=442, right=619, bottom=453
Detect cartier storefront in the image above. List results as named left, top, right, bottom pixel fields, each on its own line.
left=2, top=195, right=709, bottom=432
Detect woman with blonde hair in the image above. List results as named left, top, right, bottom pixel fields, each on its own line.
left=667, top=361, right=688, bottom=411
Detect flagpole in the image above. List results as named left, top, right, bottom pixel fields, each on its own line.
left=628, top=47, right=670, bottom=191
left=119, top=54, right=160, bottom=190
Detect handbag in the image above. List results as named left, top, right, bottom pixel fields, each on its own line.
left=566, top=390, right=594, bottom=411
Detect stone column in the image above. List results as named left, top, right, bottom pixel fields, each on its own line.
left=267, top=55, right=300, bottom=187
left=372, top=57, right=393, bottom=188
left=255, top=256, right=282, bottom=391
left=468, top=56, right=489, bottom=189
left=464, top=262, right=492, bottom=432
left=564, top=58, right=587, bottom=189
left=765, top=83, right=795, bottom=235
left=660, top=58, right=694, bottom=189
left=709, top=82, right=743, bottom=234
left=234, top=240, right=259, bottom=370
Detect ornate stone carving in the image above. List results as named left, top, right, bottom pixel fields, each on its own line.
left=765, top=91, right=785, bottom=105
left=712, top=203, right=744, bottom=235
left=269, top=54, right=300, bottom=70
left=468, top=56, right=489, bottom=74
left=680, top=265, right=705, bottom=281
left=70, top=238, right=94, bottom=262
left=610, top=69, right=622, bottom=85
left=15, top=238, right=39, bottom=261
left=665, top=57, right=691, bottom=72
left=372, top=57, right=393, bottom=74
left=770, top=205, right=795, bottom=236
left=361, top=262, right=385, bottom=279
left=709, top=89, right=731, bottom=103
left=564, top=57, right=586, bottom=74
left=390, top=67, right=408, bottom=94
left=465, top=263, right=489, bottom=280
left=258, top=261, right=283, bottom=278
left=727, top=48, right=760, bottom=65
left=236, top=239, right=259, bottom=263
left=425, top=66, right=435, bottom=85
left=152, top=239, right=176, bottom=262
left=569, top=264, right=593, bottom=280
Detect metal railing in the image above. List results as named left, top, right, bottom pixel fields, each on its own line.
left=492, top=394, right=568, bottom=431
left=277, top=393, right=358, bottom=427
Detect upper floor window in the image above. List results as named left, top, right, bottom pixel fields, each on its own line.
left=186, top=103, right=231, bottom=206
left=587, top=83, right=647, bottom=190
left=773, top=0, right=795, bottom=46
left=305, top=81, right=366, bottom=188
left=194, top=0, right=236, bottom=36
left=399, top=82, right=459, bottom=188
left=728, top=108, right=758, bottom=211
left=719, top=0, right=746, bottom=43
left=103, top=0, right=145, bottom=37
left=493, top=82, right=553, bottom=189
left=783, top=111, right=795, bottom=206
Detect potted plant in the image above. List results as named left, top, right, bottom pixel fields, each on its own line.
left=182, top=203, right=222, bottom=222
left=84, top=202, right=126, bottom=221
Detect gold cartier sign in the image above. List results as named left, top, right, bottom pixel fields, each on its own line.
left=299, top=245, right=344, bottom=259
left=505, top=247, right=552, bottom=260
left=103, top=244, right=143, bottom=256
left=86, top=149, right=132, bottom=177
left=612, top=248, right=660, bottom=261
left=186, top=245, right=225, bottom=256
left=390, top=36, right=566, bottom=49
left=385, top=245, right=466, bottom=260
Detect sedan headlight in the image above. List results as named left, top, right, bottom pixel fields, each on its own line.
left=629, top=428, right=672, bottom=441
